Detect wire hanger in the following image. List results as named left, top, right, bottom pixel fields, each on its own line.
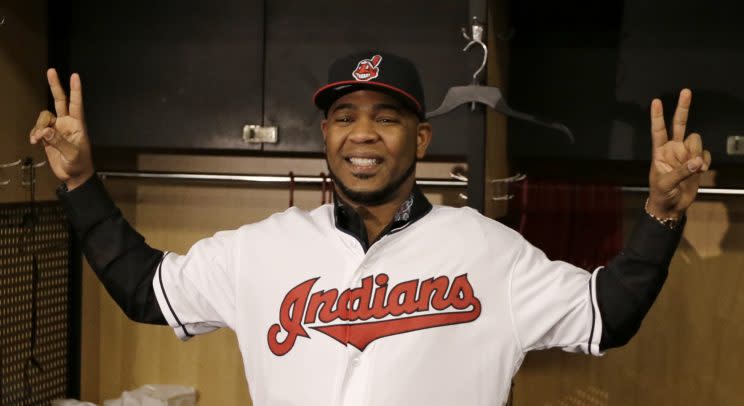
left=426, top=19, right=575, bottom=144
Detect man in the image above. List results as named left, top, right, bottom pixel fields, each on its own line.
left=30, top=51, right=710, bottom=405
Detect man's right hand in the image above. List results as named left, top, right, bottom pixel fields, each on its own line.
left=29, top=68, right=94, bottom=190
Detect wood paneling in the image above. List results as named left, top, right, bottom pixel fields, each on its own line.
left=513, top=195, right=744, bottom=406
left=0, top=1, right=57, bottom=203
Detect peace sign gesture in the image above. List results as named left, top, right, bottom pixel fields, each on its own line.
left=29, top=69, right=94, bottom=190
left=647, top=89, right=712, bottom=220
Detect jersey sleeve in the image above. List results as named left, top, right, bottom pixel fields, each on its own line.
left=509, top=237, right=603, bottom=356
left=153, top=230, right=237, bottom=340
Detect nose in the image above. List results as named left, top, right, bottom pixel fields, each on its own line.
left=348, top=117, right=379, bottom=143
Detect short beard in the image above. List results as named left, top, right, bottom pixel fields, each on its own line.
left=327, top=159, right=417, bottom=206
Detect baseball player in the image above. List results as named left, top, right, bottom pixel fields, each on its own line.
left=30, top=51, right=710, bottom=405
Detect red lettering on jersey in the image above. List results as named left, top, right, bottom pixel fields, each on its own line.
left=267, top=273, right=481, bottom=355
left=267, top=278, right=316, bottom=356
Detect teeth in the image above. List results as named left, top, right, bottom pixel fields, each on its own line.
left=349, top=157, right=378, bottom=166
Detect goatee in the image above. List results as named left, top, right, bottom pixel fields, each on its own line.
left=327, top=159, right=417, bottom=206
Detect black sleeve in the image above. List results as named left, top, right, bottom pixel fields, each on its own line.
left=596, top=209, right=685, bottom=350
left=58, top=175, right=167, bottom=325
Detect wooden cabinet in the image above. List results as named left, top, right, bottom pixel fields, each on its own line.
left=262, top=0, right=482, bottom=157
left=63, top=1, right=265, bottom=151
left=55, top=0, right=482, bottom=158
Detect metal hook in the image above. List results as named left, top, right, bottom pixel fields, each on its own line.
left=461, top=18, right=488, bottom=85
left=21, top=159, right=46, bottom=186
left=490, top=173, right=526, bottom=184
left=0, top=159, right=22, bottom=185
left=490, top=173, right=527, bottom=201
left=456, top=192, right=515, bottom=201
left=0, top=159, right=22, bottom=168
left=449, top=165, right=468, bottom=182
left=461, top=18, right=488, bottom=111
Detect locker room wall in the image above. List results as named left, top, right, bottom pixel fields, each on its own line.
left=0, top=1, right=57, bottom=204
left=3, top=0, right=732, bottom=403
left=512, top=195, right=744, bottom=405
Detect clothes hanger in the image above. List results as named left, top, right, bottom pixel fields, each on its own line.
left=426, top=21, right=575, bottom=144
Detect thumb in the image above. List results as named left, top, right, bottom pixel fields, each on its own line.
left=658, top=156, right=702, bottom=191
left=42, top=128, right=79, bottom=163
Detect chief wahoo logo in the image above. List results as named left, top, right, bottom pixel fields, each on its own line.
left=352, top=55, right=382, bottom=81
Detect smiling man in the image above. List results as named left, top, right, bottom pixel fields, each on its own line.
left=316, top=53, right=433, bottom=245
left=30, top=50, right=710, bottom=405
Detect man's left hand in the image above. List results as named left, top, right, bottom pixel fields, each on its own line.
left=647, top=88, right=712, bottom=219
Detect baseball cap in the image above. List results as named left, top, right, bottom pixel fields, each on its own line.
left=313, top=50, right=427, bottom=120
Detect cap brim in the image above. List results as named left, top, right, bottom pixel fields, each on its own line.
left=313, top=80, right=424, bottom=119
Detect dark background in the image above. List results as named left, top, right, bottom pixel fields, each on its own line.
left=50, top=0, right=483, bottom=159
left=49, top=0, right=744, bottom=180
left=508, top=0, right=744, bottom=168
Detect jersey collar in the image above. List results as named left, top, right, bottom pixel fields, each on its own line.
left=333, top=186, right=433, bottom=252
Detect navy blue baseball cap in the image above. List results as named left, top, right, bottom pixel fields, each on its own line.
left=313, top=50, right=427, bottom=120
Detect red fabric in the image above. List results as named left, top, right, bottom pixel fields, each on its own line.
left=503, top=178, right=623, bottom=271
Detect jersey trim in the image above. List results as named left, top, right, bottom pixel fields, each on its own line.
left=588, top=267, right=604, bottom=356
left=507, top=238, right=527, bottom=354
left=154, top=251, right=193, bottom=340
left=334, top=185, right=432, bottom=252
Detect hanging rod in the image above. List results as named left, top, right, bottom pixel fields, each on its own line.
left=97, top=171, right=467, bottom=188
left=96, top=171, right=744, bottom=196
left=621, top=186, right=744, bottom=196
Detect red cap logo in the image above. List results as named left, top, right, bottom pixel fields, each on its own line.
left=352, top=55, right=382, bottom=81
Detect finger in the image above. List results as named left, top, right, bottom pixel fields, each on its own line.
left=650, top=99, right=668, bottom=151
left=659, top=143, right=686, bottom=167
left=30, top=111, right=56, bottom=145
left=69, top=73, right=85, bottom=119
left=672, top=89, right=692, bottom=142
left=34, top=110, right=56, bottom=129
left=658, top=156, right=703, bottom=191
left=672, top=141, right=690, bottom=164
left=703, top=150, right=712, bottom=171
left=47, top=68, right=69, bottom=117
left=41, top=128, right=79, bottom=162
left=684, top=132, right=703, bottom=157
left=31, top=126, right=53, bottom=145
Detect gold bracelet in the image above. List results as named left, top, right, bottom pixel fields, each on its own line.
left=644, top=198, right=681, bottom=230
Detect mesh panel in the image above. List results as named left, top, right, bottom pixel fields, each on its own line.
left=0, top=202, right=71, bottom=405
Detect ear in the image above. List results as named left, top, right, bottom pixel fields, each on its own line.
left=415, top=122, right=432, bottom=159
left=320, top=118, right=329, bottom=143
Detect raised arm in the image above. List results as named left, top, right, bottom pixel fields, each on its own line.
left=597, top=89, right=711, bottom=350
left=30, top=69, right=166, bottom=324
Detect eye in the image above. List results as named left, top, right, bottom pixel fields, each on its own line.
left=376, top=117, right=400, bottom=124
left=335, top=115, right=354, bottom=124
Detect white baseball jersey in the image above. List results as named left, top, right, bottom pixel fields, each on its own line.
left=153, top=203, right=603, bottom=406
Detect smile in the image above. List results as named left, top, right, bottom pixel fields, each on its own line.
left=347, top=157, right=380, bottom=167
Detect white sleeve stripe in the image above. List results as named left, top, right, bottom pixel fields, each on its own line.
left=588, top=267, right=604, bottom=356
left=587, top=279, right=596, bottom=354
left=155, top=252, right=193, bottom=339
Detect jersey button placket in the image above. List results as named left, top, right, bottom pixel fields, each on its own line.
left=339, top=263, right=367, bottom=406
